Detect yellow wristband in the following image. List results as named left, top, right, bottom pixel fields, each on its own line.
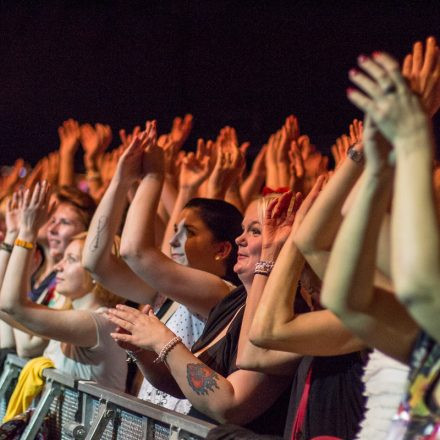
left=14, top=238, right=34, bottom=250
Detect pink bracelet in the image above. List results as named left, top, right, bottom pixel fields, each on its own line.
left=153, top=336, right=182, bottom=364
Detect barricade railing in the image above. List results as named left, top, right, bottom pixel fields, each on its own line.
left=0, top=353, right=27, bottom=420
left=0, top=354, right=215, bottom=439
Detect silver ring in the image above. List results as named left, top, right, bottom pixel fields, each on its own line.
left=383, top=84, right=397, bottom=95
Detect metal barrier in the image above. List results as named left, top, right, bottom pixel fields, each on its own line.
left=0, top=354, right=27, bottom=420
left=78, top=381, right=215, bottom=440
left=6, top=363, right=217, bottom=439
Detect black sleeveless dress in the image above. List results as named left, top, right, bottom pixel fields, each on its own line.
left=189, top=286, right=292, bottom=436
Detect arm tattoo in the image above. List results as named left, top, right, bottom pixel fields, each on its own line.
left=186, top=363, right=220, bottom=396
left=90, top=216, right=108, bottom=252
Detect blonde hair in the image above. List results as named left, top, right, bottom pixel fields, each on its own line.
left=71, top=232, right=125, bottom=308
left=256, top=193, right=283, bottom=225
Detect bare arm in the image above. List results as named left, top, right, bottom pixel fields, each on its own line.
left=58, top=119, right=80, bottom=187
left=0, top=183, right=99, bottom=348
left=120, top=126, right=228, bottom=317
left=392, top=117, right=440, bottom=339
left=320, top=115, right=419, bottom=363
left=83, top=137, right=157, bottom=305
left=246, top=186, right=364, bottom=362
left=240, top=146, right=266, bottom=207
left=294, top=152, right=363, bottom=279
left=108, top=305, right=289, bottom=425
left=237, top=193, right=304, bottom=374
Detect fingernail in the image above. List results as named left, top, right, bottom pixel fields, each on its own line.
left=346, top=87, right=356, bottom=95
left=372, top=51, right=381, bottom=58
left=358, top=54, right=368, bottom=63
left=349, top=68, right=358, bottom=77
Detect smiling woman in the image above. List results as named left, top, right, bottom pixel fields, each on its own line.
left=0, top=182, right=127, bottom=421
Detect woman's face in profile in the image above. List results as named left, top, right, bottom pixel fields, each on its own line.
left=169, top=207, right=221, bottom=273
left=234, top=201, right=262, bottom=281
left=47, top=203, right=85, bottom=261
left=54, top=240, right=92, bottom=298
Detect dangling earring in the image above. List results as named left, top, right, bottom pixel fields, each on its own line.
left=91, top=278, right=97, bottom=285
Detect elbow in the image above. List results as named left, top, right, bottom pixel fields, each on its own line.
left=0, top=299, right=15, bottom=317
left=248, top=325, right=275, bottom=351
left=17, top=344, right=47, bottom=359
left=293, top=234, right=317, bottom=257
left=394, top=278, right=440, bottom=309
left=219, top=407, right=261, bottom=426
left=236, top=348, right=258, bottom=371
left=119, top=241, right=144, bottom=264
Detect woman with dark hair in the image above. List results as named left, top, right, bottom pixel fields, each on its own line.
left=83, top=126, right=242, bottom=413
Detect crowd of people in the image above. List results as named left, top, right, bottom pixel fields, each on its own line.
left=0, top=36, right=439, bottom=439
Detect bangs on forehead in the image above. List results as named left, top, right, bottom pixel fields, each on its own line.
left=54, top=203, right=87, bottom=228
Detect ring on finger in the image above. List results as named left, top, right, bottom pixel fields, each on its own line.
left=382, top=84, right=397, bottom=95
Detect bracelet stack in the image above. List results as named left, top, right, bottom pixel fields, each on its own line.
left=153, top=336, right=182, bottom=364
left=0, top=242, right=13, bottom=253
left=254, top=260, right=275, bottom=276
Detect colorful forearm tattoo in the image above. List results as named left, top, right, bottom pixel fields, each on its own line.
left=186, top=363, right=220, bottom=396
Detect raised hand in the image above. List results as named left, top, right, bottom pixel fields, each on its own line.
left=207, top=127, right=244, bottom=199
left=362, top=115, right=394, bottom=176
left=158, top=134, right=180, bottom=188
left=179, top=140, right=210, bottom=190
left=58, top=119, right=81, bottom=156
left=19, top=181, right=54, bottom=238
left=349, top=119, right=363, bottom=145
left=142, top=120, right=164, bottom=176
left=262, top=191, right=302, bottom=257
left=114, top=135, right=147, bottom=184
left=348, top=52, right=429, bottom=147
left=0, top=159, right=25, bottom=199
left=170, top=114, right=193, bottom=150
left=402, top=36, right=440, bottom=117
left=331, top=134, right=351, bottom=169
left=81, top=123, right=112, bottom=169
left=289, top=140, right=305, bottom=191
left=119, top=125, right=141, bottom=149
left=5, top=190, right=24, bottom=235
left=46, top=151, right=60, bottom=184
left=24, top=160, right=44, bottom=190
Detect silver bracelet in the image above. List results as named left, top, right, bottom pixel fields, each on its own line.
left=153, top=336, right=182, bottom=364
left=254, top=260, right=275, bottom=276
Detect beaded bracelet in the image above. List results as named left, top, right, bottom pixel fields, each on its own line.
left=254, top=260, right=275, bottom=276
left=153, top=336, right=182, bottom=364
left=0, top=242, right=13, bottom=253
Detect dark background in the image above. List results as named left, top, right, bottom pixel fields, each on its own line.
left=2, top=0, right=440, bottom=168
